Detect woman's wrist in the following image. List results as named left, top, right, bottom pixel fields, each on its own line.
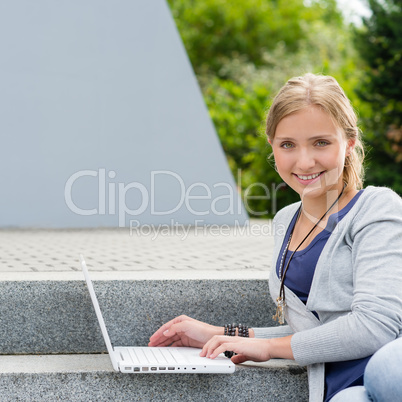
left=216, top=326, right=225, bottom=336
left=218, top=325, right=255, bottom=337
left=266, top=335, right=294, bottom=360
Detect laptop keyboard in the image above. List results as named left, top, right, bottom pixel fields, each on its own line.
left=122, top=347, right=187, bottom=366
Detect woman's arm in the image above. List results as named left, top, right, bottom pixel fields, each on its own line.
left=291, top=189, right=402, bottom=366
left=148, top=314, right=296, bottom=362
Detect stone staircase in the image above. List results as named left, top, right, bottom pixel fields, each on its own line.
left=0, top=228, right=308, bottom=401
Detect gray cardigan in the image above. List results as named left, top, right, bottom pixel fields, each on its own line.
left=253, top=186, right=402, bottom=401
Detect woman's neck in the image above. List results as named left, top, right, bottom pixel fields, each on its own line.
left=299, top=183, right=353, bottom=223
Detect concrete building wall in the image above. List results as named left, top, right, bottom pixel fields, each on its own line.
left=0, top=0, right=248, bottom=227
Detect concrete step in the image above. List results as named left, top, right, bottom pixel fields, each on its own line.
left=0, top=354, right=308, bottom=401
left=0, top=228, right=308, bottom=400
left=0, top=279, right=278, bottom=355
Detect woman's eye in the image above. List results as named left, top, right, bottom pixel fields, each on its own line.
left=281, top=142, right=294, bottom=149
left=316, top=140, right=329, bottom=147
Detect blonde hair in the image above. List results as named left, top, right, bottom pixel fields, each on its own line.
left=266, top=73, right=365, bottom=191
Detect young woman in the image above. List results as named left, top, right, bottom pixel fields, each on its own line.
left=149, top=74, right=402, bottom=401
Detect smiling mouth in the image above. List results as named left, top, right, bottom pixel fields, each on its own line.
left=294, top=171, right=325, bottom=181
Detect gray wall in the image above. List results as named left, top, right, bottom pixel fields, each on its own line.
left=0, top=0, right=248, bottom=227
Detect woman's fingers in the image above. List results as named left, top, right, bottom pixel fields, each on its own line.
left=150, top=315, right=187, bottom=338
left=148, top=315, right=191, bottom=346
left=208, top=342, right=238, bottom=359
left=149, top=315, right=222, bottom=349
left=152, top=334, right=181, bottom=347
left=148, top=321, right=175, bottom=345
left=231, top=354, right=249, bottom=364
left=200, top=335, right=234, bottom=358
left=170, top=340, right=185, bottom=347
left=148, top=322, right=184, bottom=346
left=201, top=335, right=271, bottom=362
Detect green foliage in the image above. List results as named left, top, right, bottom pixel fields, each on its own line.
left=204, top=77, right=299, bottom=215
left=168, top=0, right=369, bottom=216
left=168, top=0, right=343, bottom=77
left=354, top=0, right=402, bottom=194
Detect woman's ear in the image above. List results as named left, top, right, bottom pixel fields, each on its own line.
left=346, top=139, right=356, bottom=156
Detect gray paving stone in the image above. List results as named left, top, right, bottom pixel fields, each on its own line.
left=0, top=220, right=274, bottom=279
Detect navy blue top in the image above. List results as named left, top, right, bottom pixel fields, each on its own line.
left=276, top=190, right=371, bottom=401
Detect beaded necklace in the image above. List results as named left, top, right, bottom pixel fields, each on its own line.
left=273, top=185, right=346, bottom=324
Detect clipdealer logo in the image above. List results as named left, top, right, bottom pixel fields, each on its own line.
left=64, top=168, right=285, bottom=227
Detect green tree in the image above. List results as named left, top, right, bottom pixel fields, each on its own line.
left=169, top=0, right=343, bottom=78
left=168, top=0, right=362, bottom=216
left=354, top=0, right=402, bottom=194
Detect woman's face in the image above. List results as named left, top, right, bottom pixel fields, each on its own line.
left=270, top=106, right=355, bottom=200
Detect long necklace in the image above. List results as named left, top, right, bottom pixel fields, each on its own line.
left=273, top=185, right=346, bottom=324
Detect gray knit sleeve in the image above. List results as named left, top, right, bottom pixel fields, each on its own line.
left=291, top=188, right=402, bottom=366
left=253, top=325, right=294, bottom=339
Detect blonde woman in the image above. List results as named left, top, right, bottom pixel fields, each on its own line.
left=149, top=74, right=402, bottom=401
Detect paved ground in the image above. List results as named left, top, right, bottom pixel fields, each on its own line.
left=0, top=219, right=274, bottom=281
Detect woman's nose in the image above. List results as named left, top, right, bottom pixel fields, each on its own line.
left=296, top=149, right=316, bottom=171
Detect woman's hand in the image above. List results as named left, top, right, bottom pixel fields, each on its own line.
left=148, top=315, right=223, bottom=349
left=200, top=335, right=294, bottom=364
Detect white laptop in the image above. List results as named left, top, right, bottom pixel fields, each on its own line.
left=80, top=255, right=235, bottom=374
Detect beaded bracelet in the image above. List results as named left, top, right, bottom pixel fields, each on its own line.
left=223, top=323, right=249, bottom=358
left=238, top=323, right=249, bottom=338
